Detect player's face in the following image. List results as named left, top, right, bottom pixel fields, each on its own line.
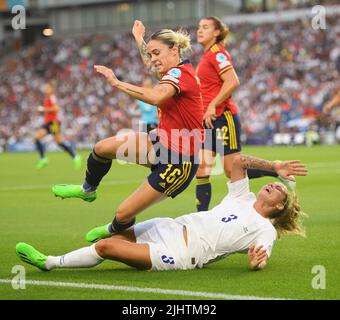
left=258, top=182, right=288, bottom=208
left=43, top=84, right=53, bottom=95
left=147, top=39, right=179, bottom=74
left=197, top=19, right=220, bottom=46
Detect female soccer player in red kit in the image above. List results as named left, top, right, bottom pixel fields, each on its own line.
left=195, top=16, right=291, bottom=211
left=34, top=83, right=82, bottom=170
left=52, top=27, right=204, bottom=242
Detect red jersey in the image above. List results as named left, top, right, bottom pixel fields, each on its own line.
left=157, top=61, right=204, bottom=156
left=44, top=94, right=59, bottom=123
left=197, top=43, right=238, bottom=116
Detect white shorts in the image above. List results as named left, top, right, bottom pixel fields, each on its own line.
left=135, top=217, right=203, bottom=271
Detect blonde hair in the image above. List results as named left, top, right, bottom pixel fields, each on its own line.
left=150, top=29, right=191, bottom=58
left=206, top=16, right=229, bottom=47
left=270, top=192, right=307, bottom=239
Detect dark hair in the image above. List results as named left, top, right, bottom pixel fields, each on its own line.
left=205, top=16, right=229, bottom=46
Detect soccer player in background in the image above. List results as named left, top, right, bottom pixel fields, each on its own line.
left=34, top=82, right=82, bottom=170
left=134, top=78, right=159, bottom=133
left=194, top=16, right=294, bottom=211
left=52, top=28, right=204, bottom=241
left=16, top=154, right=307, bottom=272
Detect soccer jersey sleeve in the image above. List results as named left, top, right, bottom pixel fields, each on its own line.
left=209, top=50, right=233, bottom=77
left=159, top=67, right=189, bottom=94
left=254, top=229, right=277, bottom=258
left=226, top=177, right=250, bottom=198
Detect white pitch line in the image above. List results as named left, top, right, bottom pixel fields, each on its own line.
left=0, top=279, right=287, bottom=300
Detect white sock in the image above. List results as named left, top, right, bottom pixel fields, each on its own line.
left=45, top=244, right=104, bottom=270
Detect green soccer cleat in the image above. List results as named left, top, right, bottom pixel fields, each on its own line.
left=52, top=184, right=97, bottom=202
left=86, top=224, right=112, bottom=243
left=278, top=176, right=296, bottom=191
left=73, top=155, right=82, bottom=170
left=36, top=158, right=49, bottom=170
left=16, top=242, right=48, bottom=271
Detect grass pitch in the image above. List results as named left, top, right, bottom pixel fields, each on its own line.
left=0, top=145, right=339, bottom=300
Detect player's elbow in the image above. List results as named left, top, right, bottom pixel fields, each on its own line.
left=150, top=96, right=161, bottom=106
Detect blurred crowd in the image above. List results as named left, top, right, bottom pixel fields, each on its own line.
left=242, top=0, right=340, bottom=12
left=0, top=14, right=340, bottom=148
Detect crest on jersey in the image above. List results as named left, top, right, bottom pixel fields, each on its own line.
left=216, top=53, right=227, bottom=63
left=168, top=68, right=182, bottom=78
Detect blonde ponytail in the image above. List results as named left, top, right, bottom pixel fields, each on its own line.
left=150, top=29, right=191, bottom=58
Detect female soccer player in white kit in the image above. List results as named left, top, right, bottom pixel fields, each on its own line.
left=16, top=154, right=307, bottom=271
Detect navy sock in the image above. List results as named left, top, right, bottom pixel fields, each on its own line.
left=58, top=142, right=76, bottom=158
left=83, top=149, right=112, bottom=191
left=248, top=169, right=278, bottom=179
left=108, top=217, right=136, bottom=233
left=196, top=176, right=211, bottom=211
left=35, top=140, right=45, bottom=158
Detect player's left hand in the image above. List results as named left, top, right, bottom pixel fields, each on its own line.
left=94, top=65, right=119, bottom=86
left=248, top=245, right=267, bottom=270
left=274, top=160, right=308, bottom=180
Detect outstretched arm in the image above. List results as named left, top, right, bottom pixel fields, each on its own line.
left=94, top=65, right=175, bottom=105
left=231, top=154, right=308, bottom=183
left=132, top=20, right=162, bottom=80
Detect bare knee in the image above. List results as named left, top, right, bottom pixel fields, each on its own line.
left=196, top=163, right=212, bottom=178
left=95, top=239, right=114, bottom=258
left=94, top=140, right=107, bottom=156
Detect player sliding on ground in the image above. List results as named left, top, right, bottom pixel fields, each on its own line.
left=16, top=154, right=307, bottom=271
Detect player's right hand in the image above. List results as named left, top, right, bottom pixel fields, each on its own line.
left=94, top=65, right=119, bottom=87
left=203, top=105, right=216, bottom=128
left=274, top=160, right=308, bottom=179
left=132, top=20, right=145, bottom=42
left=37, top=106, right=44, bottom=112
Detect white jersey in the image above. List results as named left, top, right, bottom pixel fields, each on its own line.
left=175, top=177, right=277, bottom=266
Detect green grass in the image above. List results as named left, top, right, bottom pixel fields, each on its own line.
left=0, top=145, right=339, bottom=300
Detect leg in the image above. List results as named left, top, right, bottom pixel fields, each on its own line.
left=86, top=180, right=167, bottom=242
left=195, top=149, right=215, bottom=211
left=54, top=133, right=76, bottom=159
left=34, top=128, right=48, bottom=159
left=115, top=180, right=167, bottom=224
left=52, top=132, right=154, bottom=201
left=84, top=132, right=153, bottom=190
left=95, top=237, right=151, bottom=270
left=34, top=128, right=49, bottom=169
left=16, top=229, right=151, bottom=271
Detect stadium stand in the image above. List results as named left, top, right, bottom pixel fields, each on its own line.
left=0, top=4, right=339, bottom=151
